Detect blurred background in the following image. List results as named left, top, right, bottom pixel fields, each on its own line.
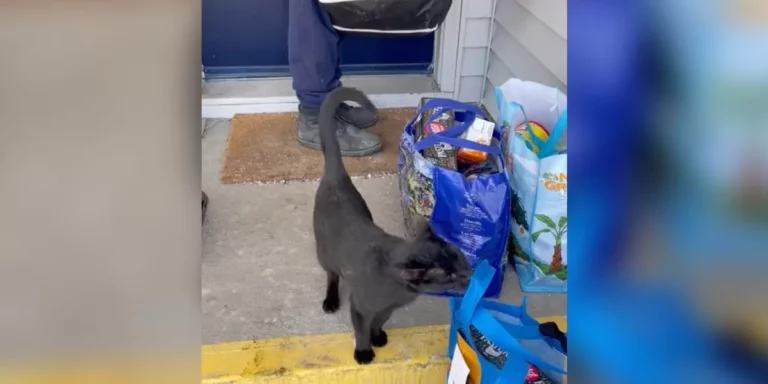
left=570, top=0, right=768, bottom=382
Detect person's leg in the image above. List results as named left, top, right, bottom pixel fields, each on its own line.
left=288, top=0, right=381, bottom=156
left=287, top=0, right=340, bottom=109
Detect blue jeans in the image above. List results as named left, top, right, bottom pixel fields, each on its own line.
left=288, top=0, right=341, bottom=109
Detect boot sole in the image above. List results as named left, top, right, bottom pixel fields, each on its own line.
left=297, top=139, right=382, bottom=157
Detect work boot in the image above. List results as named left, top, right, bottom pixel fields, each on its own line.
left=296, top=106, right=382, bottom=157
left=336, top=102, right=378, bottom=129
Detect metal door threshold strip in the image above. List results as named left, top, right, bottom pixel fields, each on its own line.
left=202, top=92, right=453, bottom=119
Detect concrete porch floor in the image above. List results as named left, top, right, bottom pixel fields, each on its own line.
left=202, top=118, right=567, bottom=344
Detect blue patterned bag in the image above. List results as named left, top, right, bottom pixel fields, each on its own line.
left=397, top=98, right=511, bottom=298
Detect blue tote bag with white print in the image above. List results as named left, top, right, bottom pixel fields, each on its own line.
left=447, top=260, right=568, bottom=384
left=496, top=79, right=568, bottom=293
left=397, top=98, right=511, bottom=298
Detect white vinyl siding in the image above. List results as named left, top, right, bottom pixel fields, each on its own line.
left=480, top=0, right=567, bottom=119
left=453, top=0, right=494, bottom=102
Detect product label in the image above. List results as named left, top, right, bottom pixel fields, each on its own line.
left=459, top=118, right=495, bottom=162
left=462, top=118, right=495, bottom=145
left=429, top=121, right=446, bottom=133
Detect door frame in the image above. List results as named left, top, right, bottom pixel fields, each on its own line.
left=433, top=0, right=464, bottom=95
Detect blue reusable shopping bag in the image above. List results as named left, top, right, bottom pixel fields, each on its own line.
left=397, top=98, right=511, bottom=298
left=496, top=79, right=568, bottom=293
left=448, top=260, right=568, bottom=384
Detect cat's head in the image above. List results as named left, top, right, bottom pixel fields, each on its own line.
left=392, top=223, right=472, bottom=293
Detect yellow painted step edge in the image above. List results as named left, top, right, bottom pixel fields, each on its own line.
left=202, top=316, right=566, bottom=384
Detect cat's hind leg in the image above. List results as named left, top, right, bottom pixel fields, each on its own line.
left=322, top=271, right=341, bottom=314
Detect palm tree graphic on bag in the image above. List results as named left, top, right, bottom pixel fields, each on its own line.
left=531, top=214, right=567, bottom=278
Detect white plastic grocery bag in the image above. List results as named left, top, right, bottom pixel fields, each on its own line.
left=496, top=79, right=568, bottom=293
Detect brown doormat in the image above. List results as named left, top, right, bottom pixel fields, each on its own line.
left=221, top=107, right=416, bottom=184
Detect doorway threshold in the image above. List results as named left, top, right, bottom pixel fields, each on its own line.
left=202, top=74, right=450, bottom=118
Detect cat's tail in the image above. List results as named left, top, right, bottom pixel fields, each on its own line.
left=318, top=86, right=377, bottom=179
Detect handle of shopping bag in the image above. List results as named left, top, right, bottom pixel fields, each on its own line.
left=413, top=126, right=501, bottom=155
left=502, top=100, right=547, bottom=153
left=468, top=309, right=567, bottom=384
left=458, top=263, right=551, bottom=342
left=420, top=98, right=488, bottom=121
left=457, top=260, right=495, bottom=328
left=537, top=108, right=567, bottom=158
left=405, top=98, right=487, bottom=135
left=410, top=99, right=501, bottom=156
left=477, top=300, right=567, bottom=353
left=478, top=300, right=538, bottom=325
left=420, top=98, right=491, bottom=142
left=458, top=262, right=567, bottom=381
left=459, top=309, right=568, bottom=381
left=498, top=91, right=567, bottom=158
left=456, top=297, right=549, bottom=342
left=424, top=108, right=504, bottom=142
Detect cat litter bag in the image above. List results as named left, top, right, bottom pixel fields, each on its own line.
left=496, top=78, right=568, bottom=293
left=447, top=260, right=567, bottom=384
left=319, top=0, right=453, bottom=35
left=398, top=98, right=510, bottom=298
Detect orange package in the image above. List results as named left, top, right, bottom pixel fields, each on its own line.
left=458, top=117, right=496, bottom=164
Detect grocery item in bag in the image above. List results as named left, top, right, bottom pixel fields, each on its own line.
left=414, top=97, right=459, bottom=170
left=514, top=121, right=550, bottom=155
left=459, top=157, right=499, bottom=180
left=458, top=117, right=496, bottom=164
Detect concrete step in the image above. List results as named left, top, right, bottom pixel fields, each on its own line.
left=201, top=318, right=567, bottom=383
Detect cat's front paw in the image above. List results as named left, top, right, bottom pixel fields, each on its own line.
left=371, top=330, right=388, bottom=347
left=322, top=297, right=340, bottom=314
left=353, top=349, right=375, bottom=364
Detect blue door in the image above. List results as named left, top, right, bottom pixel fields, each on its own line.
left=202, top=0, right=435, bottom=79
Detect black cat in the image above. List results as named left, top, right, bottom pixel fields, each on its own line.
left=312, top=86, right=472, bottom=365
